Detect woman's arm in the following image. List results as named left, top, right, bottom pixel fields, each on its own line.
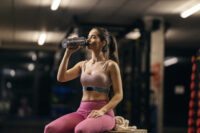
left=100, top=61, right=123, bottom=113
left=57, top=48, right=84, bottom=82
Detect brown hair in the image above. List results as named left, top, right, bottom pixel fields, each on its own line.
left=93, top=27, right=119, bottom=64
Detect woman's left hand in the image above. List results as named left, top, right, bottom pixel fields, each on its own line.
left=87, top=109, right=105, bottom=118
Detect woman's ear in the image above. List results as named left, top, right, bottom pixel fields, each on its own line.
left=102, top=40, right=106, bottom=47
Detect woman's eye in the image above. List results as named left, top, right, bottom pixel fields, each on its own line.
left=91, top=35, right=96, bottom=39
left=88, top=35, right=96, bottom=39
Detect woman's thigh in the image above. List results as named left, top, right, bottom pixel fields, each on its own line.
left=44, top=112, right=84, bottom=133
left=75, top=114, right=115, bottom=133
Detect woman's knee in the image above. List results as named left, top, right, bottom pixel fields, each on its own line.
left=75, top=124, right=89, bottom=133
left=45, top=122, right=74, bottom=133
left=44, top=123, right=60, bottom=133
left=44, top=124, right=53, bottom=133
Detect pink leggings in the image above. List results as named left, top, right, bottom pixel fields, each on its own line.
left=44, top=100, right=115, bottom=133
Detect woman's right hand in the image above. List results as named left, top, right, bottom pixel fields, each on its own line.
left=66, top=46, right=80, bottom=55
left=65, top=34, right=80, bottom=55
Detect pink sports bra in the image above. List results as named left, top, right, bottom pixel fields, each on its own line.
left=80, top=60, right=112, bottom=92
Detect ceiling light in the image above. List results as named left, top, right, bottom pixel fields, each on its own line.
left=31, top=53, right=37, bottom=61
left=125, top=28, right=141, bottom=40
left=28, top=63, right=35, bottom=71
left=10, top=69, right=15, bottom=77
left=6, top=82, right=12, bottom=89
left=51, top=0, right=62, bottom=11
left=164, top=57, right=178, bottom=67
left=181, top=4, right=200, bottom=18
left=38, top=33, right=46, bottom=46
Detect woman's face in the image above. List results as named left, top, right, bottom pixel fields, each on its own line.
left=87, top=28, right=105, bottom=50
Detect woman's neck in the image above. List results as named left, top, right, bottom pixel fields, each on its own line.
left=91, top=50, right=105, bottom=63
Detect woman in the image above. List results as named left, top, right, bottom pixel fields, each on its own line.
left=44, top=27, right=123, bottom=133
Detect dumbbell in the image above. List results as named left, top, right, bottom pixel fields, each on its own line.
left=199, top=73, right=200, bottom=80
left=191, top=73, right=195, bottom=81
left=198, top=91, right=200, bottom=98
left=198, top=110, right=200, bottom=117
left=191, top=91, right=196, bottom=99
left=191, top=56, right=195, bottom=63
left=189, top=100, right=195, bottom=108
left=197, top=118, right=200, bottom=127
left=188, top=127, right=195, bottom=133
left=198, top=100, right=200, bottom=107
left=197, top=128, right=200, bottom=133
left=192, top=64, right=196, bottom=72
left=189, top=109, right=195, bottom=117
left=188, top=118, right=195, bottom=126
left=191, top=82, right=196, bottom=90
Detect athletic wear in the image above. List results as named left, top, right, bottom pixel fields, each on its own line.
left=80, top=60, right=112, bottom=92
left=83, top=87, right=109, bottom=93
left=44, top=101, right=115, bottom=133
left=44, top=60, right=114, bottom=133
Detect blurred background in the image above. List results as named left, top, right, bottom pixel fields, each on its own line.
left=0, top=0, right=200, bottom=133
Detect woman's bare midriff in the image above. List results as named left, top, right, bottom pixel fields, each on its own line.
left=82, top=91, right=109, bottom=101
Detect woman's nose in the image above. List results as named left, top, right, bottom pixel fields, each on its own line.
left=87, top=37, right=90, bottom=42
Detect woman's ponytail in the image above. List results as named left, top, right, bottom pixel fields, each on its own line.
left=108, top=34, right=119, bottom=64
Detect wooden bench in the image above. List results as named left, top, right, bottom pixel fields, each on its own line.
left=105, top=129, right=148, bottom=133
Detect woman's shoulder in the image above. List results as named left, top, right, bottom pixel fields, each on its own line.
left=76, top=60, right=88, bottom=67
left=107, top=59, right=118, bottom=65
left=107, top=60, right=119, bottom=70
